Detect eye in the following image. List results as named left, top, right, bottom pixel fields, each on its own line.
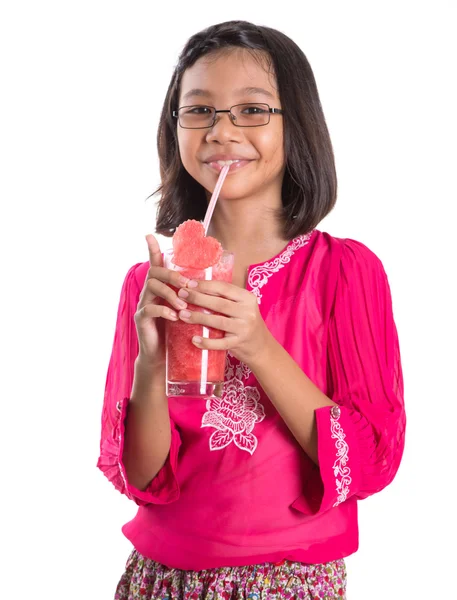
left=240, top=105, right=268, bottom=115
left=184, top=105, right=213, bottom=115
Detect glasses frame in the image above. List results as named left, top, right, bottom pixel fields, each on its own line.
left=172, top=103, right=285, bottom=129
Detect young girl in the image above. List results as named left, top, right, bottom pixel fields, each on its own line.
left=98, top=20, right=406, bottom=600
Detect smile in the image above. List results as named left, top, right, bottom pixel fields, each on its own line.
left=205, top=159, right=253, bottom=173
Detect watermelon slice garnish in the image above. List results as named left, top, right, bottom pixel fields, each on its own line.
left=172, top=220, right=223, bottom=268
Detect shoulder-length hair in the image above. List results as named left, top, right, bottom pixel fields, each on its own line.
left=154, top=20, right=337, bottom=239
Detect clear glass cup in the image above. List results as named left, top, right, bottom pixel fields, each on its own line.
left=163, top=249, right=234, bottom=398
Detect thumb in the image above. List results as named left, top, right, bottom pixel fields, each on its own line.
left=145, top=233, right=163, bottom=268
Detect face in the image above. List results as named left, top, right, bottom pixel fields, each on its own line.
left=176, top=49, right=285, bottom=203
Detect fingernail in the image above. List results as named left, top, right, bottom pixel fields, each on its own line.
left=178, top=288, right=189, bottom=298
left=187, top=280, right=198, bottom=288
left=192, top=336, right=202, bottom=344
left=178, top=276, right=188, bottom=286
left=180, top=310, right=192, bottom=319
left=169, top=310, right=178, bottom=319
left=176, top=299, right=187, bottom=309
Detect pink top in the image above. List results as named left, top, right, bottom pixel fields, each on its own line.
left=97, top=229, right=406, bottom=570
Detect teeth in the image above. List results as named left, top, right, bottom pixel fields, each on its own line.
left=216, top=159, right=240, bottom=166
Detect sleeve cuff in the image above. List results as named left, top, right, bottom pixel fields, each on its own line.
left=291, top=404, right=362, bottom=515
left=98, top=397, right=181, bottom=506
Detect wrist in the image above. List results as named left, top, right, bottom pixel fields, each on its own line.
left=245, top=330, right=278, bottom=373
left=134, top=355, right=166, bottom=389
left=136, top=352, right=164, bottom=373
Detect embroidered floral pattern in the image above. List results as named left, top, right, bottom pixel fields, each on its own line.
left=201, top=354, right=266, bottom=455
left=330, top=409, right=352, bottom=507
left=248, top=231, right=314, bottom=304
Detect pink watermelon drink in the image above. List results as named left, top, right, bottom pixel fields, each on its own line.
left=164, top=220, right=234, bottom=398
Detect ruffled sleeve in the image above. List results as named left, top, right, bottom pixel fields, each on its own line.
left=292, top=239, right=406, bottom=515
left=96, top=262, right=181, bottom=506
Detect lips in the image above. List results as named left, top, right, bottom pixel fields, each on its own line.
left=203, top=156, right=255, bottom=173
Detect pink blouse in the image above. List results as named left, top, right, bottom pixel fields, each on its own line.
left=97, top=229, right=406, bottom=570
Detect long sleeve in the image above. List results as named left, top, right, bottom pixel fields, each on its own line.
left=96, top=263, right=181, bottom=506
left=292, top=238, right=406, bottom=515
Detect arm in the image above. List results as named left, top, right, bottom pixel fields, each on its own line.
left=249, top=341, right=336, bottom=466
left=121, top=359, right=172, bottom=490
left=250, top=239, right=405, bottom=514
left=290, top=239, right=406, bottom=514
left=97, top=263, right=181, bottom=506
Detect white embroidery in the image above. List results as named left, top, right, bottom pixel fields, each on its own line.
left=201, top=354, right=266, bottom=455
left=330, top=410, right=352, bottom=507
left=115, top=402, right=129, bottom=492
left=247, top=231, right=314, bottom=304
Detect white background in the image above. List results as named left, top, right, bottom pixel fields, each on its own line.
left=1, top=1, right=456, bottom=598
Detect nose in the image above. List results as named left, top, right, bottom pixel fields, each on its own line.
left=205, top=112, right=244, bottom=144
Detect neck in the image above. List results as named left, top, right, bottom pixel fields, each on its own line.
left=207, top=197, right=288, bottom=261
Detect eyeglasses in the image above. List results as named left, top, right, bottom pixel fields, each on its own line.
left=172, top=103, right=284, bottom=129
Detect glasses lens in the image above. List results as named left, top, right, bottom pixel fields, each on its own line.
left=232, top=104, right=270, bottom=126
left=179, top=106, right=214, bottom=128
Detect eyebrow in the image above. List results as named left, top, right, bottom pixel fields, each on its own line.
left=182, top=86, right=275, bottom=101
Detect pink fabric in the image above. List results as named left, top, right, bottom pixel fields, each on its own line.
left=97, top=229, right=406, bottom=570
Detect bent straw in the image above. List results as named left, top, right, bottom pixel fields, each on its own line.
left=203, top=164, right=230, bottom=235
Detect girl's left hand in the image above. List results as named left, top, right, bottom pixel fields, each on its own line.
left=176, top=280, right=272, bottom=365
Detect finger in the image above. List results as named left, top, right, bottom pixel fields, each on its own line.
left=178, top=309, right=236, bottom=333
left=177, top=288, right=242, bottom=318
left=186, top=279, right=245, bottom=302
left=148, top=265, right=190, bottom=290
left=135, top=303, right=179, bottom=323
left=145, top=234, right=163, bottom=269
left=191, top=334, right=235, bottom=351
left=139, top=279, right=188, bottom=311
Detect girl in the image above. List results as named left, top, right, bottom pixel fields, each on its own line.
left=98, top=20, right=406, bottom=600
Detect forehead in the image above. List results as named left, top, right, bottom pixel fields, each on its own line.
left=179, top=49, right=279, bottom=104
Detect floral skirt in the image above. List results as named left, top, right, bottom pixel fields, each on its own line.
left=114, top=549, right=347, bottom=599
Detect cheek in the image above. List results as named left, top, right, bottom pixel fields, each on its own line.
left=177, top=130, right=198, bottom=165
left=256, top=128, right=284, bottom=170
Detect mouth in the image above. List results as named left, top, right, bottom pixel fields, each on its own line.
left=204, top=159, right=254, bottom=173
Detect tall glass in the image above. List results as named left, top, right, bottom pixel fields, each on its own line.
left=163, top=249, right=234, bottom=398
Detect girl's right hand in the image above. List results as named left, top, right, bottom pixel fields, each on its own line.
left=134, top=234, right=189, bottom=367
